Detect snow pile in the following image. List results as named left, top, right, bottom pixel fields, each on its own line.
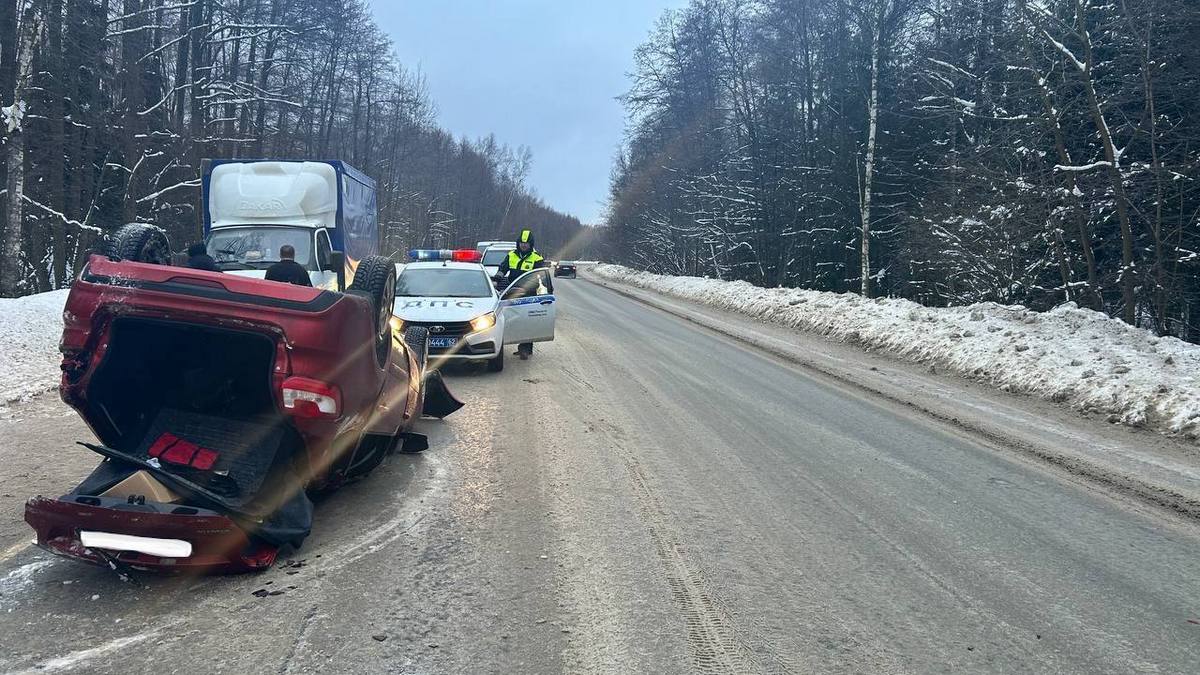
left=0, top=289, right=69, bottom=407
left=592, top=265, right=1200, bottom=442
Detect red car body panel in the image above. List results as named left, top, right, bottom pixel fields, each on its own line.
left=25, top=496, right=278, bottom=573
left=27, top=254, right=419, bottom=573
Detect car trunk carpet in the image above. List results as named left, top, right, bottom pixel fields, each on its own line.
left=132, top=409, right=283, bottom=506
left=72, top=409, right=314, bottom=549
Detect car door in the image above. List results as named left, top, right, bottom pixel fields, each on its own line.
left=499, top=269, right=556, bottom=344
left=310, top=230, right=338, bottom=290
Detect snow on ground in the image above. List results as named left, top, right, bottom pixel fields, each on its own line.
left=0, top=290, right=69, bottom=407
left=592, top=265, right=1200, bottom=442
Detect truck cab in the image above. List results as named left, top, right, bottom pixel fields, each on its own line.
left=202, top=160, right=379, bottom=290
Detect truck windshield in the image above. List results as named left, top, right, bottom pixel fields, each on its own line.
left=481, top=248, right=512, bottom=267
left=397, top=268, right=493, bottom=298
left=208, top=227, right=313, bottom=270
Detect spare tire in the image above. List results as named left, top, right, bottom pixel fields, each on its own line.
left=347, top=256, right=397, bottom=367
left=105, top=223, right=172, bottom=264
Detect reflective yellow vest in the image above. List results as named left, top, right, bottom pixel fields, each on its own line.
left=507, top=250, right=544, bottom=272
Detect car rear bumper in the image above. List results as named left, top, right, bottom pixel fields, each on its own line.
left=25, top=495, right=279, bottom=574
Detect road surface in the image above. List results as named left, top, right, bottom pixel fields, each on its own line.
left=1, top=278, right=1198, bottom=674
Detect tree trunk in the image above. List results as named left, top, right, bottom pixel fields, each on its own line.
left=121, top=0, right=146, bottom=223
left=859, top=14, right=882, bottom=298
left=188, top=0, right=206, bottom=142
left=1017, top=0, right=1099, bottom=308
left=171, top=1, right=190, bottom=129
left=0, top=0, right=17, bottom=245
left=45, top=0, right=67, bottom=287
left=1073, top=0, right=1136, bottom=324
left=2, top=1, right=41, bottom=296
left=252, top=0, right=282, bottom=155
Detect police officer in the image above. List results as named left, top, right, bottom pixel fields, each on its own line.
left=494, top=228, right=552, bottom=359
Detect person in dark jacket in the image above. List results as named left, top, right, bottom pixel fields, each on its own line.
left=265, top=244, right=312, bottom=287
left=494, top=228, right=552, bottom=359
left=185, top=242, right=219, bottom=272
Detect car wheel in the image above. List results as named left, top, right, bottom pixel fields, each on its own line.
left=487, top=349, right=504, bottom=372
left=403, top=325, right=429, bottom=372
left=347, top=255, right=397, bottom=368
left=402, top=325, right=429, bottom=417
left=105, top=223, right=171, bottom=264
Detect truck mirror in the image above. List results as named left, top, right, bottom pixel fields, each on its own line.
left=328, top=251, right=346, bottom=289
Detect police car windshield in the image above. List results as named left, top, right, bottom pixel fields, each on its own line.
left=481, top=248, right=512, bottom=266
left=396, top=268, right=493, bottom=298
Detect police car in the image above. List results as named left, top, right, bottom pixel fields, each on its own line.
left=480, top=243, right=516, bottom=277
left=391, top=249, right=556, bottom=372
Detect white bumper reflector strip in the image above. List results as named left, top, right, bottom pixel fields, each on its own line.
left=80, top=531, right=193, bottom=558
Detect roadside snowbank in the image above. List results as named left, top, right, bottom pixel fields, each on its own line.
left=591, top=265, right=1200, bottom=442
left=0, top=290, right=69, bottom=407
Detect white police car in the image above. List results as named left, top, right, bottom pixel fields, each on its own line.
left=391, top=249, right=556, bottom=372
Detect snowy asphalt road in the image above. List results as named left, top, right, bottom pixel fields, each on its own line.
left=1, top=277, right=1200, bottom=673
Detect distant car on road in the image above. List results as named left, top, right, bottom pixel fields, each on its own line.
left=554, top=261, right=577, bottom=278
left=393, top=249, right=556, bottom=372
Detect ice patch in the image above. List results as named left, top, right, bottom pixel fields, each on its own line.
left=11, top=629, right=166, bottom=674
left=0, top=559, right=54, bottom=609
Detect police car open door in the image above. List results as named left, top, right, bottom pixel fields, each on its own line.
left=499, top=269, right=556, bottom=344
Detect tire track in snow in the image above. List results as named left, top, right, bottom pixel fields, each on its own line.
left=556, top=291, right=769, bottom=673
left=616, top=441, right=762, bottom=674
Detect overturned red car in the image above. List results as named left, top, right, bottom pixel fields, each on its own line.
left=26, top=229, right=460, bottom=574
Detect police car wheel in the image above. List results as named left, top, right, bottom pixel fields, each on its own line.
left=348, top=255, right=397, bottom=368
left=487, top=349, right=504, bottom=372
left=106, top=223, right=171, bottom=265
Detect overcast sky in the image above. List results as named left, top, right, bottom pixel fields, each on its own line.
left=370, top=1, right=688, bottom=225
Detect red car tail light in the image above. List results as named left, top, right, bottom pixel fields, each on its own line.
left=281, top=377, right=341, bottom=418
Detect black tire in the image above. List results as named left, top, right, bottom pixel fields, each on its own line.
left=487, top=349, right=504, bottom=372
left=347, top=256, right=397, bottom=368
left=403, top=325, right=429, bottom=373
left=105, top=223, right=171, bottom=264
left=403, top=325, right=430, bottom=418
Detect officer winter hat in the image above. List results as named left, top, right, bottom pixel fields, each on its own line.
left=517, top=229, right=535, bottom=248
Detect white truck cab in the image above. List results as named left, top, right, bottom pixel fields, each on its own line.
left=202, top=160, right=378, bottom=290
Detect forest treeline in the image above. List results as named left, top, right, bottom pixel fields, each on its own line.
left=605, top=0, right=1200, bottom=339
left=0, top=0, right=585, bottom=297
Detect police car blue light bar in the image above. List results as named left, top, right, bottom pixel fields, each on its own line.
left=407, top=249, right=484, bottom=263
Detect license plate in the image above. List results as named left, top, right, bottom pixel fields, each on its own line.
left=429, top=336, right=457, bottom=349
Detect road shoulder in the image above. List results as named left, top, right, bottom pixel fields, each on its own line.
left=585, top=274, right=1200, bottom=520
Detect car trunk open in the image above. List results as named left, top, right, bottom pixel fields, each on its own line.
left=88, top=318, right=279, bottom=447
left=27, top=317, right=316, bottom=571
